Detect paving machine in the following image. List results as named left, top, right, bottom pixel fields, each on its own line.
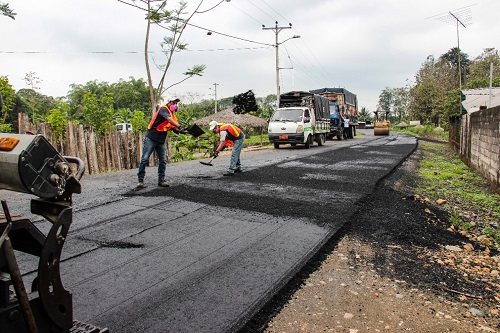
left=373, top=111, right=391, bottom=136
left=0, top=132, right=108, bottom=333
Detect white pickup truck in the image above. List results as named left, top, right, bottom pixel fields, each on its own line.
left=268, top=91, right=330, bottom=149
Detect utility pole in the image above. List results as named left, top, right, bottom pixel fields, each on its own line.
left=213, top=83, right=219, bottom=114
left=263, top=22, right=295, bottom=107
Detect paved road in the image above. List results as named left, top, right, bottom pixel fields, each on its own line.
left=4, top=130, right=417, bottom=333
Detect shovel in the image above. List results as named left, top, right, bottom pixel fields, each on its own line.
left=200, top=156, right=216, bottom=166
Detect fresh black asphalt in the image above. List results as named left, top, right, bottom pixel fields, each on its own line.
left=7, top=131, right=417, bottom=332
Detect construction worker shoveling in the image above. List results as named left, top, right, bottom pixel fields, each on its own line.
left=206, top=120, right=245, bottom=176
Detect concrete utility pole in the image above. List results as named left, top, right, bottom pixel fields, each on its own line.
left=262, top=22, right=299, bottom=107
left=212, top=83, right=219, bottom=114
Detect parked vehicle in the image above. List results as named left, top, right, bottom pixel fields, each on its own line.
left=116, top=123, right=133, bottom=134
left=268, top=91, right=330, bottom=149
left=309, top=88, right=359, bottom=139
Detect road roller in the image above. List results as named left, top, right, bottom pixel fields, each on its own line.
left=373, top=111, right=391, bottom=136
left=0, top=130, right=109, bottom=332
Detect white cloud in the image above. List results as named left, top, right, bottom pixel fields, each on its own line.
left=1, top=0, right=499, bottom=111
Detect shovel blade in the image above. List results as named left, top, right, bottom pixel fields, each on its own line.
left=200, top=161, right=213, bottom=166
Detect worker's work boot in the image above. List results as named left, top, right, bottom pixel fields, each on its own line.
left=137, top=180, right=145, bottom=188
left=158, top=179, right=170, bottom=187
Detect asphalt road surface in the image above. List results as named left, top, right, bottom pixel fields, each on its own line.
left=3, top=130, right=417, bottom=333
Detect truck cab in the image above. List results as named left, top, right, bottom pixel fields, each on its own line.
left=268, top=91, right=330, bottom=149
left=328, top=102, right=344, bottom=140
left=268, top=107, right=314, bottom=148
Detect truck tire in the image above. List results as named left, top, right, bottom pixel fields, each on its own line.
left=304, top=136, right=311, bottom=149
left=274, top=143, right=280, bottom=149
left=337, top=128, right=343, bottom=140
left=316, top=133, right=325, bottom=146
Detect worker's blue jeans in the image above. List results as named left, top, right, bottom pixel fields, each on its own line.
left=137, top=137, right=167, bottom=181
left=228, top=133, right=245, bottom=173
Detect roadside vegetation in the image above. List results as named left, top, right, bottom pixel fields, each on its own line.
left=171, top=128, right=271, bottom=162
left=408, top=131, right=500, bottom=251
left=397, top=124, right=448, bottom=141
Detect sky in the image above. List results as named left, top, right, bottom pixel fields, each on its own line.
left=1, top=0, right=499, bottom=111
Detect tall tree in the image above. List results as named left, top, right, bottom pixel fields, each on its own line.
left=377, top=87, right=393, bottom=113
left=392, top=87, right=410, bottom=121
left=81, top=91, right=114, bottom=134
left=358, top=106, right=372, bottom=121
left=0, top=76, right=15, bottom=132
left=144, top=0, right=206, bottom=113
left=16, top=88, right=56, bottom=123
left=67, top=80, right=112, bottom=121
left=467, top=48, right=500, bottom=88
left=440, top=47, right=470, bottom=88
left=111, top=77, right=151, bottom=112
left=408, top=52, right=462, bottom=125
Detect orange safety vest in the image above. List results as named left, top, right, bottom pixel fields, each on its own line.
left=148, top=104, right=178, bottom=132
left=219, top=123, right=241, bottom=147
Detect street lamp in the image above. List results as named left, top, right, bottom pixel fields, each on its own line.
left=263, top=22, right=300, bottom=106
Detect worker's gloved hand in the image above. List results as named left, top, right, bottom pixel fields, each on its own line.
left=213, top=151, right=219, bottom=158
left=178, top=126, right=188, bottom=134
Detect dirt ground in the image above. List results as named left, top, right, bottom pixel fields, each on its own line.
left=240, top=144, right=500, bottom=333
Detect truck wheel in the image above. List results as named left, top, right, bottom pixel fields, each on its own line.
left=337, top=129, right=343, bottom=140
left=274, top=143, right=280, bottom=149
left=317, top=134, right=325, bottom=146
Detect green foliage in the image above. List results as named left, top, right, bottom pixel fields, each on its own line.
left=468, top=48, right=500, bottom=82
left=0, top=76, right=15, bottom=125
left=358, top=107, right=372, bottom=121
left=377, top=87, right=393, bottom=112
left=466, top=77, right=500, bottom=89
left=397, top=125, right=448, bottom=141
left=82, top=91, right=114, bottom=134
left=144, top=0, right=206, bottom=107
left=251, top=94, right=276, bottom=120
left=386, top=47, right=499, bottom=127
left=0, top=123, right=12, bottom=132
left=111, top=77, right=153, bottom=112
left=440, top=89, right=463, bottom=126
left=17, top=88, right=56, bottom=123
left=0, top=2, right=16, bottom=19
left=129, top=110, right=147, bottom=134
left=46, top=101, right=69, bottom=142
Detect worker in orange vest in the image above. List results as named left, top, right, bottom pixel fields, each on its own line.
left=137, top=99, right=186, bottom=188
left=209, top=121, right=245, bottom=176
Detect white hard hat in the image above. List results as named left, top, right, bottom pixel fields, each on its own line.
left=209, top=120, right=220, bottom=131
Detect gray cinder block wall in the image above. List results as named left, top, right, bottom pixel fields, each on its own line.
left=459, top=106, right=500, bottom=193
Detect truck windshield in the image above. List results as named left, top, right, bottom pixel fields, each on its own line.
left=271, top=109, right=303, bottom=122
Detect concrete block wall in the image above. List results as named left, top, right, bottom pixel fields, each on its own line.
left=460, top=106, right=500, bottom=193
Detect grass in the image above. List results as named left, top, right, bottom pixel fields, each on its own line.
left=397, top=125, right=449, bottom=142
left=416, top=139, right=500, bottom=248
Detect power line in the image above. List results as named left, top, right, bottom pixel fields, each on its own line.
left=245, top=0, right=275, bottom=22
left=116, top=0, right=272, bottom=47
left=0, top=47, right=271, bottom=54
left=258, top=0, right=289, bottom=24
